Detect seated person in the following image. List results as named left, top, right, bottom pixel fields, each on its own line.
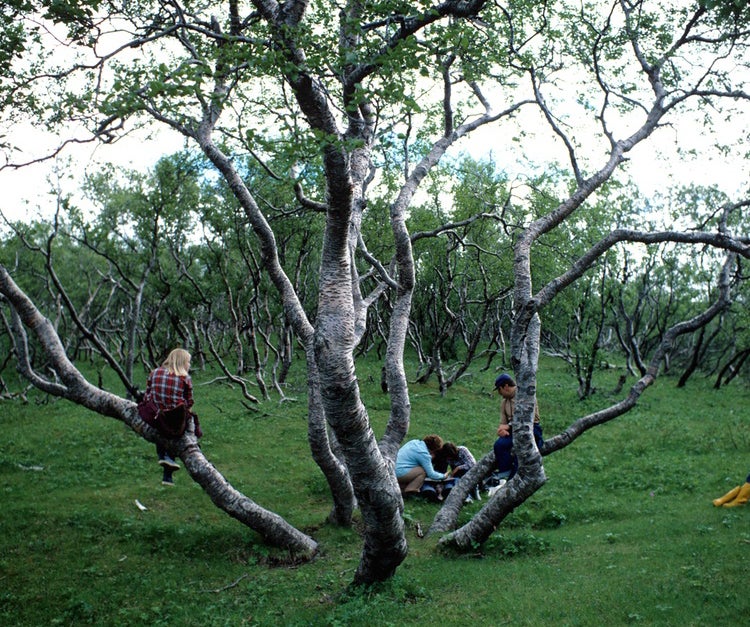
left=427, top=442, right=478, bottom=500
left=493, top=373, right=542, bottom=479
left=438, top=442, right=477, bottom=478
left=395, top=434, right=450, bottom=496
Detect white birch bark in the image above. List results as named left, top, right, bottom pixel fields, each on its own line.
left=435, top=1, right=750, bottom=544
left=0, top=264, right=318, bottom=557
left=437, top=254, right=739, bottom=545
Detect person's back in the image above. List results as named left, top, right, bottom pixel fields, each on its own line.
left=395, top=439, right=426, bottom=475
left=395, top=435, right=448, bottom=495
left=142, top=348, right=198, bottom=486
left=146, top=355, right=193, bottom=413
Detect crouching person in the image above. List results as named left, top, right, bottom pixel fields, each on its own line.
left=395, top=434, right=450, bottom=497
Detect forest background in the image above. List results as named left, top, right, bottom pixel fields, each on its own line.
left=1, top=0, right=749, bottom=600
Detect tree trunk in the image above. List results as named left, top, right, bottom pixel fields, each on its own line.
left=714, top=347, right=750, bottom=388
left=0, top=264, right=318, bottom=557
left=313, top=260, right=408, bottom=581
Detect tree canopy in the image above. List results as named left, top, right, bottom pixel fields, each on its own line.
left=1, top=0, right=749, bottom=585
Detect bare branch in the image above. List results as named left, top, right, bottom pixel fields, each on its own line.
left=541, top=253, right=736, bottom=454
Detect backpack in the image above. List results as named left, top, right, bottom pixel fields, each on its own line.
left=137, top=399, right=190, bottom=438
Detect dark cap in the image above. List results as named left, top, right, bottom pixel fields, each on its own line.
left=494, top=373, right=516, bottom=389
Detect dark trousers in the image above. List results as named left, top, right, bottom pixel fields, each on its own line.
left=494, top=424, right=544, bottom=478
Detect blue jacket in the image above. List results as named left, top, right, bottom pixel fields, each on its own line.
left=395, top=439, right=447, bottom=481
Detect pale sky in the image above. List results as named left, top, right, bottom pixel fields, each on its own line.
left=2, top=3, right=748, bottom=230
left=1, top=122, right=189, bottom=226
left=2, top=100, right=747, bottom=231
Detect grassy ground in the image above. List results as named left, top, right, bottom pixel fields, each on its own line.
left=1, top=357, right=748, bottom=626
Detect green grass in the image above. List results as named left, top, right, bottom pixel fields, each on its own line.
left=1, top=357, right=748, bottom=626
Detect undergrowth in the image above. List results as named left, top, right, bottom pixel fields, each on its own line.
left=1, top=356, right=748, bottom=626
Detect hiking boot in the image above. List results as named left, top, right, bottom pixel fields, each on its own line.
left=161, top=477, right=175, bottom=487
left=158, top=456, right=180, bottom=472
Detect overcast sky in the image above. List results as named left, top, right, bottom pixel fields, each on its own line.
left=2, top=0, right=748, bottom=233
left=2, top=52, right=748, bottom=230
left=3, top=110, right=747, bottom=229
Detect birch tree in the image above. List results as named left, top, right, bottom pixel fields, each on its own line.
left=2, top=0, right=750, bottom=581
left=2, top=0, right=513, bottom=584
left=432, top=0, right=750, bottom=542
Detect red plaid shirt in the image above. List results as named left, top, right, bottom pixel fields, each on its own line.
left=146, top=366, right=194, bottom=412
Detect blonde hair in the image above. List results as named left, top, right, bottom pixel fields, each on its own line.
left=162, top=348, right=191, bottom=376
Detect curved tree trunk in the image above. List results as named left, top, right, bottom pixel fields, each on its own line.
left=429, top=452, right=496, bottom=534
left=195, top=136, right=358, bottom=530
left=435, top=255, right=737, bottom=546
left=434, top=24, right=746, bottom=541
left=714, top=347, right=750, bottom=388
left=0, top=264, right=318, bottom=557
left=314, top=242, right=408, bottom=581
left=304, top=346, right=356, bottom=526
left=677, top=326, right=705, bottom=388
